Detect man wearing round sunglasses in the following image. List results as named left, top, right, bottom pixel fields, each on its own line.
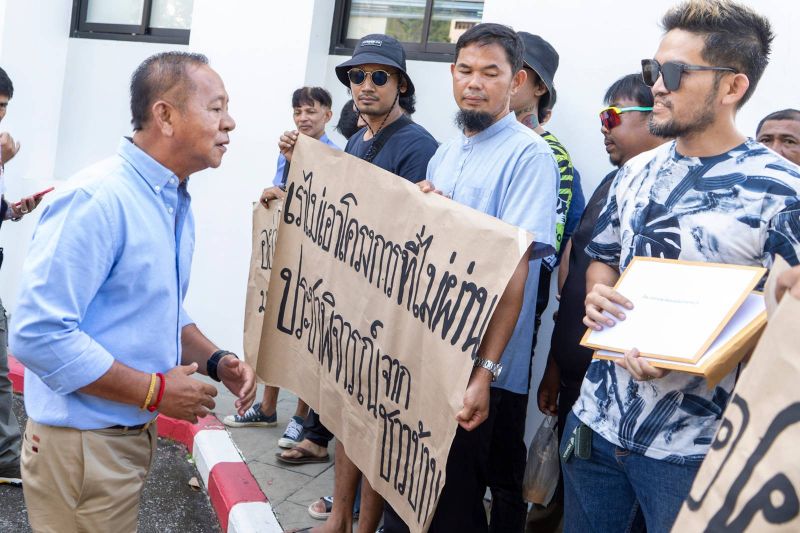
left=283, top=34, right=437, bottom=533
left=562, top=2, right=800, bottom=533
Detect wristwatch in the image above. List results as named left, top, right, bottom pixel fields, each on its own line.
left=473, top=357, right=503, bottom=382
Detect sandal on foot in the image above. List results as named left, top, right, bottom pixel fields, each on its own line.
left=307, top=496, right=333, bottom=520
left=275, top=446, right=330, bottom=465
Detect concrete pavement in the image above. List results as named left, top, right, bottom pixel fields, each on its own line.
left=209, top=378, right=336, bottom=532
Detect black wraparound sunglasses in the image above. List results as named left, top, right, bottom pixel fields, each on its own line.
left=641, top=59, right=738, bottom=92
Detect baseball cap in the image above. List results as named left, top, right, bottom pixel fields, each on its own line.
left=335, top=34, right=415, bottom=97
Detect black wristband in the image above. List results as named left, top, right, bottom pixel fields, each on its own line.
left=207, top=350, right=234, bottom=382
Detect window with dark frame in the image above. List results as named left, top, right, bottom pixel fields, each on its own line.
left=331, top=0, right=484, bottom=62
left=70, top=0, right=193, bottom=45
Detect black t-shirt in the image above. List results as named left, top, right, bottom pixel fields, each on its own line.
left=549, top=170, right=617, bottom=383
left=345, top=122, right=438, bottom=183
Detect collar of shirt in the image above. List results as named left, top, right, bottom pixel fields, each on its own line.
left=118, top=137, right=181, bottom=196
left=320, top=132, right=336, bottom=147
left=460, top=110, right=516, bottom=148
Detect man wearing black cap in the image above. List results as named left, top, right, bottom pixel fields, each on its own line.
left=280, top=34, right=438, bottom=533
left=510, top=32, right=585, bottom=362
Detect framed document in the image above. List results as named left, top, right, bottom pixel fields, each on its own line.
left=581, top=258, right=766, bottom=381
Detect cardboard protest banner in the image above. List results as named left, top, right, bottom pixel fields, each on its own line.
left=242, top=201, right=281, bottom=378
left=673, top=257, right=800, bottom=532
left=256, top=136, right=534, bottom=532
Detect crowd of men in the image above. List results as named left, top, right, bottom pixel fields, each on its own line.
left=2, top=0, right=800, bottom=532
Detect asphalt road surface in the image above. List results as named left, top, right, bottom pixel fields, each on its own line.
left=0, top=394, right=220, bottom=533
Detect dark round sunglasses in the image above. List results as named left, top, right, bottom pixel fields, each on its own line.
left=347, top=68, right=393, bottom=87
left=641, top=59, right=737, bottom=92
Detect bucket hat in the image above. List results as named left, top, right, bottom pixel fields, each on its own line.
left=335, top=34, right=415, bottom=97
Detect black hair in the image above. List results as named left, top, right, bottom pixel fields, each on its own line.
left=292, top=86, right=332, bottom=109
left=130, top=51, right=209, bottom=131
left=661, top=0, right=773, bottom=108
left=335, top=100, right=360, bottom=140
left=604, top=73, right=655, bottom=108
left=455, top=23, right=524, bottom=74
left=0, top=67, right=13, bottom=99
left=756, top=108, right=800, bottom=135
left=399, top=93, right=416, bottom=115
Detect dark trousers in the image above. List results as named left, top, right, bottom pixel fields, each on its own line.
left=302, top=409, right=333, bottom=448
left=383, top=388, right=528, bottom=533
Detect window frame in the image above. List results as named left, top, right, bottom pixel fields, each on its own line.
left=70, top=0, right=191, bottom=45
left=331, top=0, right=478, bottom=63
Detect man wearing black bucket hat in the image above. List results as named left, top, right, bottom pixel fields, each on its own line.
left=280, top=34, right=438, bottom=533
left=277, top=34, right=437, bottom=188
left=511, top=33, right=584, bottom=373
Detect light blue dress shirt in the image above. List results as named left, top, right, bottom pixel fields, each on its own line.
left=10, top=138, right=194, bottom=429
left=426, top=111, right=559, bottom=394
left=272, top=132, right=339, bottom=186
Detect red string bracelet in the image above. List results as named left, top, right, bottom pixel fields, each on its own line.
left=147, top=372, right=166, bottom=413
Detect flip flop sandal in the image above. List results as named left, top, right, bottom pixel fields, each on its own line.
left=275, top=446, right=330, bottom=465
left=308, top=496, right=333, bottom=520
left=307, top=496, right=360, bottom=521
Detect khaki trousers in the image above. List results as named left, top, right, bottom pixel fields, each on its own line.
left=22, top=419, right=157, bottom=533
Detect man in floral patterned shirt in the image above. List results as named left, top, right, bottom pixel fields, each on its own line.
left=562, top=2, right=800, bottom=532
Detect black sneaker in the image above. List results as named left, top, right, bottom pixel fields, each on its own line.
left=222, top=402, right=278, bottom=428
left=0, top=461, right=21, bottom=486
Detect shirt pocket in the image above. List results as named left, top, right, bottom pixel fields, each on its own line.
left=456, top=185, right=492, bottom=212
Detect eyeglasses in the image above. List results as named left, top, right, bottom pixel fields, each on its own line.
left=347, top=68, right=393, bottom=87
left=599, top=106, right=653, bottom=129
left=641, top=59, right=738, bottom=92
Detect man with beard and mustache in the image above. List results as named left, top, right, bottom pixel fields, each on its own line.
left=383, top=23, right=558, bottom=533
left=277, top=34, right=438, bottom=533
left=563, top=2, right=800, bottom=532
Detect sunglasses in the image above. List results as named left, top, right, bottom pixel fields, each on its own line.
left=641, top=59, right=738, bottom=92
left=347, top=68, right=393, bottom=87
left=599, top=106, right=653, bottom=129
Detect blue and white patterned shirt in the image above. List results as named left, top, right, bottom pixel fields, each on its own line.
left=575, top=139, right=800, bottom=464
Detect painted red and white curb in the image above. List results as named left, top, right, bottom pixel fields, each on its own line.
left=8, top=355, right=282, bottom=533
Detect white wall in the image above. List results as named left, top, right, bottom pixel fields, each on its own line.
left=183, top=0, right=319, bottom=353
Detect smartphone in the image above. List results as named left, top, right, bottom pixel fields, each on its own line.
left=13, top=186, right=54, bottom=208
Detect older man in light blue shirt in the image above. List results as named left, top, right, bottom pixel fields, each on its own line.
left=382, top=24, right=558, bottom=533
left=10, top=52, right=255, bottom=532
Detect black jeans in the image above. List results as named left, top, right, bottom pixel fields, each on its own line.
left=383, top=388, right=529, bottom=533
left=302, top=409, right=333, bottom=448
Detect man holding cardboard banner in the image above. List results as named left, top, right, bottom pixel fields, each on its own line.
left=565, top=2, right=800, bottom=532
left=384, top=23, right=560, bottom=533
left=260, top=34, right=440, bottom=533
left=257, top=132, right=533, bottom=532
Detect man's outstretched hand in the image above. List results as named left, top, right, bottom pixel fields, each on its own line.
left=217, top=355, right=257, bottom=416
